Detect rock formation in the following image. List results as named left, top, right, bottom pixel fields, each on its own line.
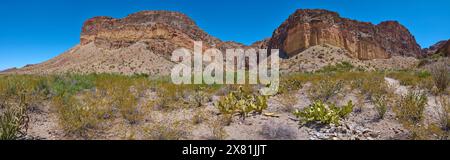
left=436, top=40, right=450, bottom=57
left=266, top=9, right=421, bottom=60
left=6, top=9, right=428, bottom=75
left=10, top=11, right=232, bottom=75
left=422, top=40, right=447, bottom=56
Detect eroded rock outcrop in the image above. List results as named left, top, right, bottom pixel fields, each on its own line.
left=422, top=40, right=447, bottom=56
left=266, top=9, right=421, bottom=60
left=436, top=40, right=450, bottom=57
left=80, top=11, right=223, bottom=58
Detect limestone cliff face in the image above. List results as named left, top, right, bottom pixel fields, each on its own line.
left=267, top=9, right=421, bottom=60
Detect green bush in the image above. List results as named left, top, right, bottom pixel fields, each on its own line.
left=293, top=101, right=353, bottom=125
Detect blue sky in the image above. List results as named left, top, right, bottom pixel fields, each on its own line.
left=1, top=0, right=449, bottom=70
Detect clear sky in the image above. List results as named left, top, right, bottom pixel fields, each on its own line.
left=1, top=0, right=449, bottom=70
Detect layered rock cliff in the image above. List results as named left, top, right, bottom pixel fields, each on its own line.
left=80, top=11, right=225, bottom=59
left=11, top=11, right=228, bottom=75
left=266, top=9, right=421, bottom=60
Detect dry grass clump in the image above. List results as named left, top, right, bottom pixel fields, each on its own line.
left=52, top=91, right=111, bottom=138
left=307, top=78, right=344, bottom=103
left=395, top=91, right=427, bottom=125
left=191, top=109, right=207, bottom=125
left=0, top=101, right=29, bottom=140
left=0, top=75, right=49, bottom=139
left=144, top=119, right=189, bottom=140
left=387, top=70, right=435, bottom=93
left=436, top=96, right=450, bottom=136
left=207, top=118, right=228, bottom=140
left=430, top=61, right=449, bottom=94
left=277, top=92, right=299, bottom=113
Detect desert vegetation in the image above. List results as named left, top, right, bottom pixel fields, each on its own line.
left=0, top=62, right=448, bottom=140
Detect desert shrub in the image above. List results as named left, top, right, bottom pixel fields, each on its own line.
left=0, top=76, right=45, bottom=139
left=0, top=101, right=29, bottom=140
left=117, top=91, right=141, bottom=125
left=430, top=62, right=450, bottom=93
left=308, top=79, right=344, bottom=102
left=218, top=114, right=233, bottom=126
left=188, top=87, right=210, bottom=108
left=260, top=121, right=296, bottom=140
left=436, top=96, right=450, bottom=131
left=152, top=83, right=192, bottom=111
left=207, top=119, right=228, bottom=140
left=53, top=91, right=111, bottom=138
left=215, top=86, right=268, bottom=119
left=279, top=77, right=302, bottom=94
left=191, top=110, right=206, bottom=125
left=372, top=94, right=388, bottom=120
left=114, top=84, right=141, bottom=124
left=317, top=61, right=354, bottom=73
left=94, top=74, right=144, bottom=124
left=395, top=91, right=428, bottom=125
left=144, top=120, right=188, bottom=140
left=50, top=74, right=95, bottom=97
left=154, top=88, right=182, bottom=111
left=293, top=101, right=353, bottom=125
left=360, top=75, right=388, bottom=99
left=277, top=92, right=299, bottom=113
